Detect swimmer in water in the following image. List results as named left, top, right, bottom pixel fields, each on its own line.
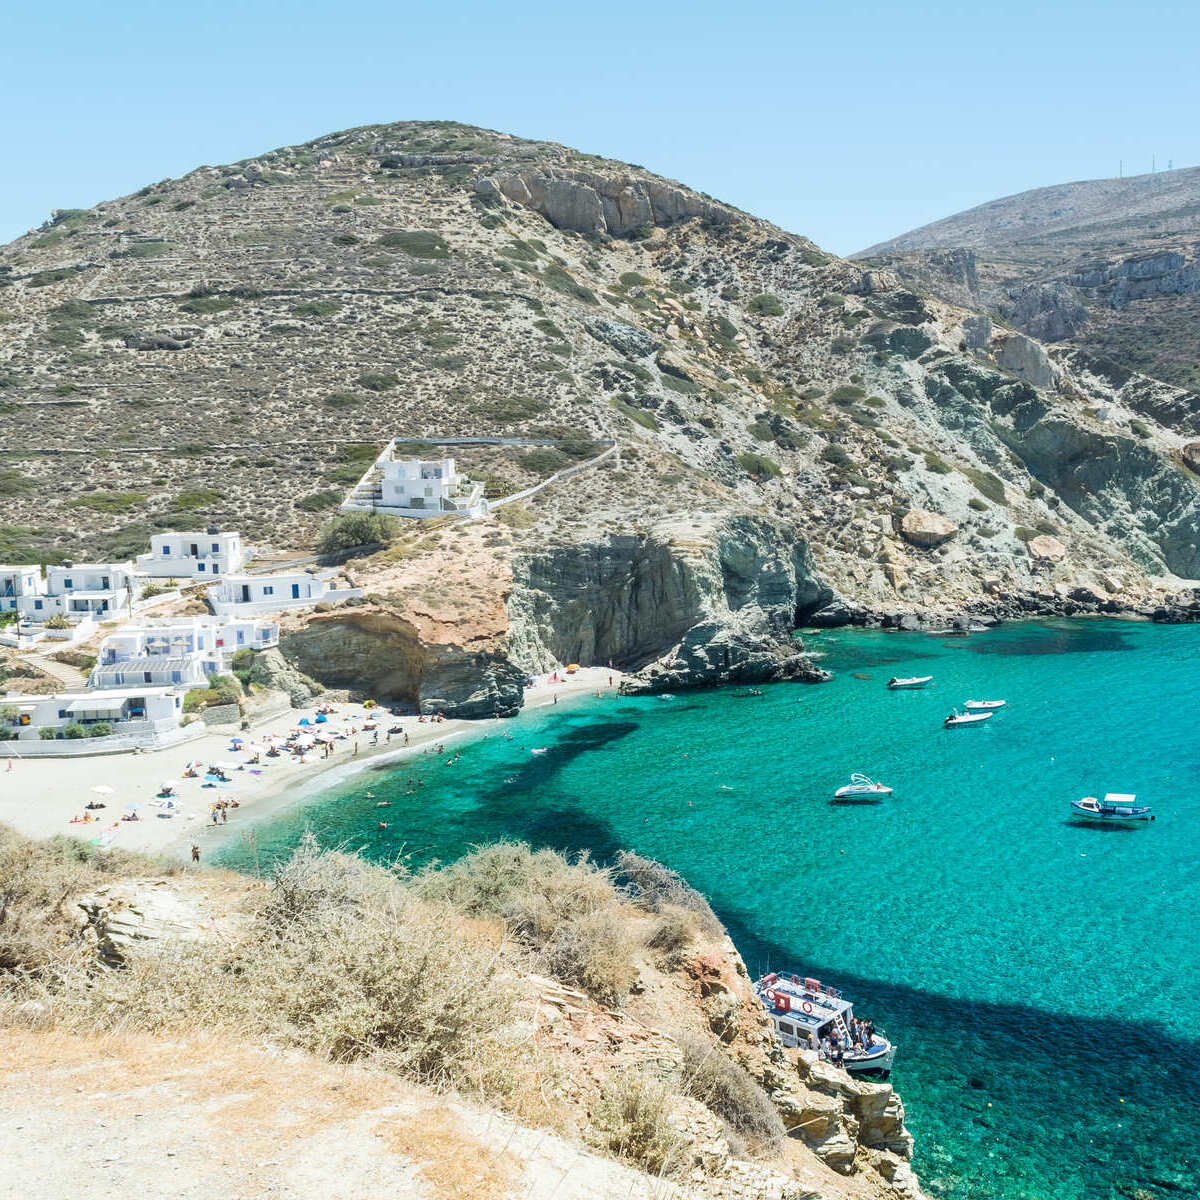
left=377, top=821, right=388, bottom=830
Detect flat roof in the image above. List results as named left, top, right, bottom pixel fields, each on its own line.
left=6, top=685, right=180, bottom=702
left=152, top=531, right=239, bottom=540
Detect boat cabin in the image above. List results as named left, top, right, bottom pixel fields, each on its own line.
left=754, top=974, right=857, bottom=1048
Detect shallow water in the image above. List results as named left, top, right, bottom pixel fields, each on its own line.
left=218, top=619, right=1200, bottom=1199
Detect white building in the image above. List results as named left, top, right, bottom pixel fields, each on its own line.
left=17, top=561, right=139, bottom=624
left=0, top=566, right=42, bottom=615
left=208, top=570, right=362, bottom=616
left=135, top=530, right=247, bottom=579
left=342, top=443, right=487, bottom=519
left=89, top=656, right=213, bottom=691
left=97, top=615, right=279, bottom=669
left=2, top=686, right=186, bottom=741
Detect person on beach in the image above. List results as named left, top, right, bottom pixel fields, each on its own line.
left=191, top=844, right=200, bottom=863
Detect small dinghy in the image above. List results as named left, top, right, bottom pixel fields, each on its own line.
left=1071, top=793, right=1154, bottom=823
left=888, top=676, right=933, bottom=689
left=943, top=709, right=992, bottom=728
left=834, top=773, right=894, bottom=801
left=964, top=699, right=1006, bottom=711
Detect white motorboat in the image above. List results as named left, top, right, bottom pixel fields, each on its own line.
left=943, top=709, right=992, bottom=728
left=1071, top=793, right=1155, bottom=823
left=964, top=699, right=1006, bottom=711
left=754, top=972, right=896, bottom=1075
left=887, top=676, right=933, bottom=689
left=834, top=773, right=894, bottom=801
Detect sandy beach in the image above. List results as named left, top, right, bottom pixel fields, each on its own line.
left=0, top=668, right=619, bottom=861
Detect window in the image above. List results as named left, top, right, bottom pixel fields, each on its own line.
left=34, top=600, right=43, bottom=611
left=114, top=673, right=124, bottom=686
left=63, top=578, right=72, bottom=589
left=161, top=545, right=170, bottom=556
left=263, top=586, right=274, bottom=596
left=171, top=671, right=182, bottom=683
left=212, top=543, right=219, bottom=553
left=236, top=631, right=244, bottom=644
left=198, top=563, right=205, bottom=572
left=143, top=672, right=152, bottom=684
left=779, top=1022, right=795, bottom=1037
left=58, top=710, right=68, bottom=719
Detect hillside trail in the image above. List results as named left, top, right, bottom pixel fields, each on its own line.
left=18, top=651, right=87, bottom=690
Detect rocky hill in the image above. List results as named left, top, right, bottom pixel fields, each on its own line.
left=855, top=166, right=1200, bottom=392
left=2, top=121, right=1200, bottom=715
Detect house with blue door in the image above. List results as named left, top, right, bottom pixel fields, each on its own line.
left=15, top=561, right=139, bottom=624
left=0, top=566, right=43, bottom=615
left=207, top=570, right=362, bottom=616
left=135, top=529, right=247, bottom=579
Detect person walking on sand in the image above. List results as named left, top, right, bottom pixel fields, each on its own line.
left=191, top=844, right=200, bottom=864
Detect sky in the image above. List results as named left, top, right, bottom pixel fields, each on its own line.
left=3, top=0, right=1198, bottom=256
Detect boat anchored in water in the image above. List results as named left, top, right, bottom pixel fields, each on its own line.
left=964, top=699, right=1006, bottom=711
left=754, top=973, right=896, bottom=1075
left=944, top=709, right=992, bottom=728
left=888, top=676, right=932, bottom=689
left=834, top=773, right=894, bottom=801
left=1071, top=793, right=1155, bottom=823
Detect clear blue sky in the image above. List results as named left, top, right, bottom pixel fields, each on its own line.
left=3, top=0, right=1197, bottom=256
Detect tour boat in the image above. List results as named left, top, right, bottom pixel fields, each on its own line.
left=834, top=773, right=894, bottom=801
left=1070, top=793, right=1154, bottom=823
left=943, top=709, right=992, bottom=728
left=964, top=699, right=1006, bottom=711
left=754, top=972, right=896, bottom=1075
left=887, top=676, right=932, bottom=689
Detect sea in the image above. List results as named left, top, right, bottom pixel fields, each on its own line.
left=216, top=619, right=1200, bottom=1200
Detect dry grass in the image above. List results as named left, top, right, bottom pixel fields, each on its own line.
left=587, top=1069, right=687, bottom=1177
left=379, top=1107, right=518, bottom=1200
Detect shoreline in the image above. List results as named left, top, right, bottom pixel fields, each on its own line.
left=0, top=668, right=619, bottom=862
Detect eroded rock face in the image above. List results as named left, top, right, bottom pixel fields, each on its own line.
left=1183, top=441, right=1200, bottom=475
left=899, top=509, right=958, bottom=549
left=993, top=331, right=1055, bottom=389
left=475, top=167, right=734, bottom=237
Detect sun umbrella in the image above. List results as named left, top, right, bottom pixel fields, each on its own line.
left=92, top=785, right=115, bottom=796
left=229, top=736, right=245, bottom=744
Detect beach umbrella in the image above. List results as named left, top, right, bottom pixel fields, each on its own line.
left=92, top=785, right=115, bottom=796
left=229, top=736, right=245, bottom=745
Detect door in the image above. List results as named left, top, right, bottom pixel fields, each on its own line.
left=241, top=585, right=251, bottom=603
left=190, top=544, right=199, bottom=557
left=291, top=584, right=300, bottom=599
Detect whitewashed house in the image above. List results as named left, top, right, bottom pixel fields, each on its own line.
left=135, top=529, right=247, bottom=579
left=208, top=570, right=362, bottom=616
left=97, top=616, right=279, bottom=670
left=17, top=562, right=139, bottom=624
left=2, top=686, right=186, bottom=742
left=89, top=656, right=213, bottom=691
left=342, top=443, right=486, bottom=519
left=0, top=566, right=43, bottom=615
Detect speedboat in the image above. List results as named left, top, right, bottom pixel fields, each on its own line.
left=888, top=676, right=932, bottom=689
left=964, top=699, right=1006, bottom=711
left=834, top=773, right=893, bottom=801
left=1071, top=793, right=1154, bottom=823
left=754, top=972, right=896, bottom=1075
left=944, top=709, right=992, bottom=727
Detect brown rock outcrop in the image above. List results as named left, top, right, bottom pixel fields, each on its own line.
left=898, top=510, right=958, bottom=549
left=1027, top=534, right=1067, bottom=562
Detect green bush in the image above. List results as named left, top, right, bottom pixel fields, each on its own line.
left=829, top=384, right=866, bottom=405
left=356, top=372, right=398, bottom=392
left=377, top=230, right=449, bottom=258
left=968, top=497, right=988, bottom=512
left=737, top=452, right=781, bottom=481
left=291, top=299, right=342, bottom=318
left=611, top=397, right=658, bottom=430
left=323, top=392, right=363, bottom=409
left=63, top=723, right=87, bottom=740
left=87, top=723, right=113, bottom=738
left=962, top=467, right=1006, bottom=504
left=231, top=648, right=257, bottom=672
left=542, top=264, right=597, bottom=304
left=520, top=448, right=570, bottom=474
left=331, top=233, right=359, bottom=247
left=39, top=728, right=59, bottom=740
left=1130, top=418, right=1151, bottom=439
left=69, top=491, right=146, bottom=513
left=173, top=488, right=222, bottom=510
left=296, top=490, right=343, bottom=513
left=747, top=293, right=784, bottom=316
left=924, top=452, right=952, bottom=475
left=315, top=511, right=397, bottom=554
left=179, top=295, right=236, bottom=315
left=821, top=443, right=852, bottom=468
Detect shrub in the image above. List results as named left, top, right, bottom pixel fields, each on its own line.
left=829, top=384, right=866, bottom=405
left=377, top=230, right=449, bottom=258
left=542, top=264, right=597, bottom=304
left=736, top=452, right=781, bottom=481
left=615, top=851, right=721, bottom=933
left=356, top=372, right=399, bottom=392
left=1130, top=418, right=1151, bottom=438
left=923, top=452, right=952, bottom=475
left=747, top=294, right=784, bottom=316
left=678, top=1034, right=785, bottom=1158
left=0, top=472, right=33, bottom=497
left=1014, top=526, right=1037, bottom=542
left=316, top=511, right=397, bottom=554
left=38, top=728, right=58, bottom=741
left=295, top=489, right=343, bottom=512
left=178, top=295, right=236, bottom=315
left=291, top=299, right=342, bottom=317
left=63, top=723, right=87, bottom=739
left=173, top=488, right=223, bottom=510
left=588, top=1071, right=686, bottom=1175
left=87, top=723, right=113, bottom=738
left=69, top=491, right=146, bottom=513
left=331, top=233, right=359, bottom=246
left=44, top=615, right=70, bottom=630
left=519, top=448, right=570, bottom=474
left=323, top=392, right=363, bottom=409
left=968, top=497, right=988, bottom=512
left=821, top=443, right=852, bottom=468
left=962, top=466, right=1006, bottom=504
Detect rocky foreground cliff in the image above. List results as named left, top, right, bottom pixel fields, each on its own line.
left=3, top=120, right=1200, bottom=715
left=0, top=828, right=924, bottom=1200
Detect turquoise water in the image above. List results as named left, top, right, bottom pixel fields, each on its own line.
left=217, top=620, right=1200, bottom=1200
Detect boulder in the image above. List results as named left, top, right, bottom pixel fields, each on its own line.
left=899, top=509, right=957, bottom=549
left=1026, top=534, right=1067, bottom=563
left=1182, top=441, right=1200, bottom=475
left=247, top=647, right=324, bottom=706
left=583, top=316, right=659, bottom=360
left=993, top=331, right=1055, bottom=389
